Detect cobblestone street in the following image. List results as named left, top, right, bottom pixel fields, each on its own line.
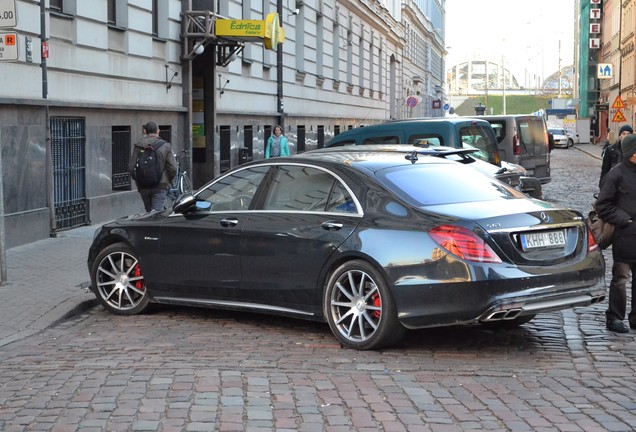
left=2, top=146, right=636, bottom=432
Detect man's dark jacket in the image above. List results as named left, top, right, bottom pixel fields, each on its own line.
left=596, top=159, right=636, bottom=262
left=599, top=141, right=623, bottom=186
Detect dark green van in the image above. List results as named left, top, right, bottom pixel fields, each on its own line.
left=326, top=117, right=501, bottom=166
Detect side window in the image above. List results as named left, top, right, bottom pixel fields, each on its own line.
left=264, top=165, right=356, bottom=213
left=329, top=139, right=357, bottom=147
left=491, top=122, right=506, bottom=143
left=197, top=166, right=269, bottom=211
left=408, top=134, right=443, bottom=147
left=326, top=182, right=357, bottom=213
left=362, top=135, right=400, bottom=144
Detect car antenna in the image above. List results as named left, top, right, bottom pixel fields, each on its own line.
left=405, top=151, right=419, bottom=164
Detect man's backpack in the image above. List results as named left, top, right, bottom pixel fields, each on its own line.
left=133, top=140, right=165, bottom=188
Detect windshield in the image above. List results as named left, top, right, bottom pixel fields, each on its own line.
left=548, top=128, right=566, bottom=135
left=458, top=125, right=499, bottom=165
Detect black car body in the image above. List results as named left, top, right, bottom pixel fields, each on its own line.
left=88, top=147, right=605, bottom=350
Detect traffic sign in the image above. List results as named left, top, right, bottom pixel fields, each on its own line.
left=0, top=0, right=16, bottom=28
left=597, top=63, right=613, bottom=79
left=612, top=110, right=626, bottom=123
left=0, top=31, right=17, bottom=61
left=406, top=96, right=418, bottom=107
left=611, top=95, right=625, bottom=109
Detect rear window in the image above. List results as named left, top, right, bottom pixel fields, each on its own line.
left=489, top=122, right=507, bottom=144
left=408, top=134, right=443, bottom=147
left=362, top=135, right=400, bottom=144
left=518, top=119, right=546, bottom=145
left=458, top=125, right=498, bottom=164
left=379, top=163, right=520, bottom=206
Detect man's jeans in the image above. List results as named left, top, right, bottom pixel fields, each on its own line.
left=138, top=188, right=168, bottom=212
left=606, top=260, right=636, bottom=324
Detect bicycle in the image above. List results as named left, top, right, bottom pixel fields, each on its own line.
left=167, top=149, right=192, bottom=202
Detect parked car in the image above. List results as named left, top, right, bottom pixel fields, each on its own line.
left=326, top=117, right=502, bottom=166
left=88, top=147, right=605, bottom=350
left=480, top=115, right=551, bottom=184
left=548, top=127, right=574, bottom=148
left=326, top=118, right=542, bottom=198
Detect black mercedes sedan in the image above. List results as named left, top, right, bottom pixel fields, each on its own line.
left=87, top=146, right=605, bottom=350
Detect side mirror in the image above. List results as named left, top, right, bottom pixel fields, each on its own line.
left=172, top=193, right=196, bottom=213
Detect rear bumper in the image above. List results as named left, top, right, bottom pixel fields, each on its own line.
left=392, top=256, right=605, bottom=329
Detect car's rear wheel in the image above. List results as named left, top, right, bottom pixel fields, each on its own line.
left=325, top=260, right=405, bottom=350
left=91, top=243, right=150, bottom=315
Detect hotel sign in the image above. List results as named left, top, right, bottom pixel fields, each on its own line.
left=589, top=0, right=601, bottom=49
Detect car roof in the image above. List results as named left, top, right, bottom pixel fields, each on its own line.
left=280, top=145, right=465, bottom=173
left=384, top=116, right=490, bottom=125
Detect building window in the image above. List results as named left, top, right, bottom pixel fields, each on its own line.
left=107, top=0, right=116, bottom=25
left=50, top=0, right=62, bottom=12
left=158, top=125, right=172, bottom=143
left=152, top=0, right=158, bottom=37
left=297, top=125, right=306, bottom=153
left=112, top=126, right=131, bottom=191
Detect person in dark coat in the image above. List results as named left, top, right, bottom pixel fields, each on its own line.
left=129, top=121, right=178, bottom=212
left=600, top=124, right=633, bottom=186
left=596, top=133, right=636, bottom=333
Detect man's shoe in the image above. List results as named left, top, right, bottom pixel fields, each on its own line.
left=607, top=319, right=629, bottom=333
left=630, top=322, right=636, bottom=330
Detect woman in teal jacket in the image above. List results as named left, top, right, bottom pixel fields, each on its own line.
left=265, top=125, right=290, bottom=158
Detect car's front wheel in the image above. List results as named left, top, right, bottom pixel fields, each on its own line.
left=324, top=260, right=405, bottom=350
left=567, top=139, right=574, bottom=148
left=91, top=243, right=150, bottom=315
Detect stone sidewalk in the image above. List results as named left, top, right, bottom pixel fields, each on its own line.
left=0, top=142, right=606, bottom=348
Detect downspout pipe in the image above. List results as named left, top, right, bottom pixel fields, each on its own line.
left=40, top=0, right=47, bottom=99
left=276, top=0, right=284, bottom=129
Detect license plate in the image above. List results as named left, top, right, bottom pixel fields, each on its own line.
left=520, top=230, right=566, bottom=250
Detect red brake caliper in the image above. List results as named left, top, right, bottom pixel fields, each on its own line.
left=134, top=264, right=144, bottom=291
left=372, top=293, right=381, bottom=319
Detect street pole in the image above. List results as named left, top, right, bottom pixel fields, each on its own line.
left=502, top=56, right=507, bottom=115
left=0, top=129, right=6, bottom=284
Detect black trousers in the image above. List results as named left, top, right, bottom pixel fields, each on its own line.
left=606, top=261, right=636, bottom=324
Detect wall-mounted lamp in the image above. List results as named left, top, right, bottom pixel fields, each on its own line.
left=218, top=74, right=230, bottom=97
left=165, top=65, right=179, bottom=92
left=193, top=42, right=205, bottom=55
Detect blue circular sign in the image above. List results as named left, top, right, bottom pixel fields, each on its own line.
left=406, top=97, right=418, bottom=107
left=443, top=103, right=450, bottom=110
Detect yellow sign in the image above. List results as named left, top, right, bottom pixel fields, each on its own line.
left=216, top=19, right=265, bottom=38
left=264, top=12, right=285, bottom=50
left=215, top=13, right=284, bottom=51
left=611, top=95, right=625, bottom=109
left=612, top=110, right=627, bottom=123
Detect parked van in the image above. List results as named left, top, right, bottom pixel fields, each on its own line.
left=480, top=115, right=551, bottom=184
left=326, top=117, right=501, bottom=166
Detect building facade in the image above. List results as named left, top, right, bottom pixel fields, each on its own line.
left=0, top=0, right=445, bottom=248
left=584, top=0, right=635, bottom=140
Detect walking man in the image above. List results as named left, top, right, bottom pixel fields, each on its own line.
left=600, top=124, right=633, bottom=185
left=129, top=121, right=178, bottom=212
left=597, top=133, right=636, bottom=333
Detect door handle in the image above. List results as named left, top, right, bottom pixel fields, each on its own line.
left=220, top=218, right=239, bottom=227
left=321, top=221, right=343, bottom=231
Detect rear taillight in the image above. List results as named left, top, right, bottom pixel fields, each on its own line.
left=513, top=133, right=520, bottom=155
left=429, top=225, right=502, bottom=263
left=587, top=226, right=599, bottom=252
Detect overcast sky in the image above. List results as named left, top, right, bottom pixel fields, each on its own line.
left=445, top=0, right=576, bottom=86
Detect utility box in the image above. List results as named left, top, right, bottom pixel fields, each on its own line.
left=238, top=147, right=252, bottom=165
